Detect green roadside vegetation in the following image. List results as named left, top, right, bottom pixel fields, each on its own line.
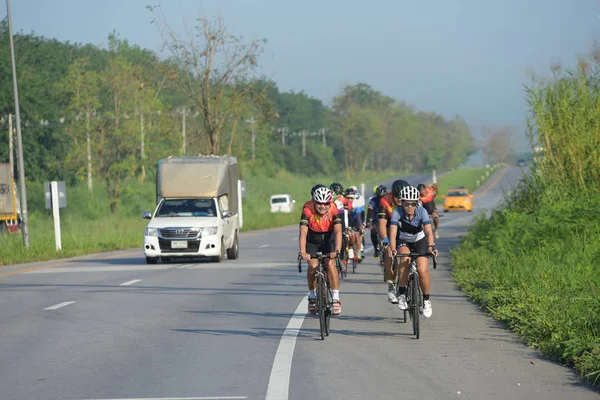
left=0, top=169, right=400, bottom=266
left=451, top=53, right=600, bottom=385
left=436, top=165, right=501, bottom=195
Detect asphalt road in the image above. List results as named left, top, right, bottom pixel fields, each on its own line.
left=0, top=166, right=597, bottom=400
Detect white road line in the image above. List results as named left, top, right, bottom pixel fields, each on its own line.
left=44, top=301, right=76, bottom=310
left=77, top=397, right=248, bottom=400
left=119, top=279, right=142, bottom=286
left=258, top=244, right=271, bottom=248
left=265, top=295, right=308, bottom=400
left=176, top=264, right=193, bottom=269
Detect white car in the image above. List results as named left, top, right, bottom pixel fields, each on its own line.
left=270, top=194, right=296, bottom=213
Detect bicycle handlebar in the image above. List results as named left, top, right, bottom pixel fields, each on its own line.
left=394, top=252, right=438, bottom=269
left=297, top=251, right=339, bottom=273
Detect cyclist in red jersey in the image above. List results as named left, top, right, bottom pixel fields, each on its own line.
left=417, top=183, right=439, bottom=238
left=299, top=187, right=343, bottom=315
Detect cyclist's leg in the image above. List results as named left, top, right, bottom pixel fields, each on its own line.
left=306, top=242, right=320, bottom=314
left=396, top=242, right=412, bottom=310
left=414, top=237, right=432, bottom=317
left=370, top=226, right=379, bottom=256
left=325, top=235, right=341, bottom=314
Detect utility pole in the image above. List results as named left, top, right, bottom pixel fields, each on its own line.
left=8, top=113, right=14, bottom=181
left=181, top=108, right=186, bottom=156
left=86, top=110, right=92, bottom=191
left=246, top=117, right=256, bottom=160
left=321, top=128, right=326, bottom=146
left=301, top=130, right=307, bottom=157
left=6, top=0, right=30, bottom=248
left=140, top=110, right=145, bottom=181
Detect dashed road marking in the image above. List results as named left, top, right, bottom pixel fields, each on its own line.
left=44, top=301, right=76, bottom=310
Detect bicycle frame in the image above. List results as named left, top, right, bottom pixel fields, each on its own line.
left=394, top=252, right=437, bottom=339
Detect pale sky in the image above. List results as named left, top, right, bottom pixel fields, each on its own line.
left=7, top=0, right=600, bottom=152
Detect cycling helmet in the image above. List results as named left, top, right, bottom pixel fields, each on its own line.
left=313, top=187, right=333, bottom=203
left=330, top=182, right=344, bottom=195
left=345, top=187, right=356, bottom=199
left=311, top=184, right=326, bottom=196
left=372, top=185, right=379, bottom=195
left=375, top=185, right=388, bottom=197
left=391, top=179, right=411, bottom=198
left=348, top=185, right=358, bottom=192
left=400, top=186, right=420, bottom=201
left=417, top=183, right=426, bottom=191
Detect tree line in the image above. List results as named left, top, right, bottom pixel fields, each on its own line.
left=0, top=13, right=475, bottom=213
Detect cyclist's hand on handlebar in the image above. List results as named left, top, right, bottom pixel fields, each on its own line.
left=301, top=252, right=311, bottom=262
left=328, top=251, right=338, bottom=260
left=428, top=246, right=438, bottom=257
left=381, top=237, right=389, bottom=246
left=386, top=245, right=394, bottom=258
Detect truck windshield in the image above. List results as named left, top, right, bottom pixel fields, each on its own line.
left=156, top=199, right=217, bottom=217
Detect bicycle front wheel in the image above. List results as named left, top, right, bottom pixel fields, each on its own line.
left=411, top=273, right=420, bottom=339
left=317, top=273, right=327, bottom=340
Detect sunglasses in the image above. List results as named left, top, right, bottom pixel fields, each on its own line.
left=403, top=202, right=418, bottom=207
left=316, top=202, right=331, bottom=207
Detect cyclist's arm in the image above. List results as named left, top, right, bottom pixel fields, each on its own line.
left=432, top=183, right=439, bottom=197
left=333, top=222, right=343, bottom=254
left=378, top=217, right=388, bottom=240
left=388, top=209, right=399, bottom=250
left=389, top=224, right=398, bottom=251
left=423, top=223, right=435, bottom=247
left=366, top=207, right=374, bottom=225
left=299, top=224, right=309, bottom=255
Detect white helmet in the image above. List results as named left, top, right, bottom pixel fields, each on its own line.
left=313, top=187, right=333, bottom=203
left=400, top=186, right=420, bottom=201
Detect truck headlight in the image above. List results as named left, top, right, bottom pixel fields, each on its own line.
left=145, top=227, right=158, bottom=237
left=202, top=227, right=218, bottom=236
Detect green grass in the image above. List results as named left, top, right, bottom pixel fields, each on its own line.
left=0, top=169, right=402, bottom=266
left=437, top=165, right=500, bottom=195
left=450, top=54, right=600, bottom=386
left=451, top=186, right=600, bottom=385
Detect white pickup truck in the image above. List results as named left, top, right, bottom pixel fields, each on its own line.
left=142, top=155, right=242, bottom=264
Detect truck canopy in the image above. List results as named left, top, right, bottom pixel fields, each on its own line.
left=0, top=163, right=17, bottom=221
left=156, top=156, right=239, bottom=215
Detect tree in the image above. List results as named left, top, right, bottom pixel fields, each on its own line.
left=483, top=126, right=515, bottom=164
left=153, top=11, right=268, bottom=155
left=57, top=57, right=101, bottom=190
left=97, top=56, right=143, bottom=213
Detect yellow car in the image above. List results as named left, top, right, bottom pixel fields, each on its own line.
left=442, top=186, right=473, bottom=212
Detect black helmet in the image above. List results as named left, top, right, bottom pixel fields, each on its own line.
left=330, top=182, right=344, bottom=195
left=345, top=187, right=356, bottom=198
left=311, top=184, right=325, bottom=196
left=375, top=185, right=388, bottom=197
left=392, top=179, right=410, bottom=198
left=417, top=183, right=426, bottom=191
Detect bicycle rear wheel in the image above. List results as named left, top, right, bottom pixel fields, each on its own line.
left=411, top=273, right=420, bottom=339
left=325, top=286, right=332, bottom=336
left=352, top=257, right=357, bottom=273
left=317, top=273, right=327, bottom=340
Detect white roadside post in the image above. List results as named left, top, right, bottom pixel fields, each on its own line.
left=51, top=181, right=62, bottom=251
left=432, top=169, right=437, bottom=184
left=360, top=183, right=365, bottom=197
left=238, top=179, right=244, bottom=229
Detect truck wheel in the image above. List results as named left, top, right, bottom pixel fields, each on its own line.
left=146, top=257, right=158, bottom=264
left=226, top=232, right=239, bottom=260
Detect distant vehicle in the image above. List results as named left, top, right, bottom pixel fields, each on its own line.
left=270, top=194, right=296, bottom=213
left=442, top=186, right=473, bottom=212
left=517, top=159, right=527, bottom=166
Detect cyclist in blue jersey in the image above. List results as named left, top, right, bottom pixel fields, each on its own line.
left=388, top=186, right=438, bottom=318
left=348, top=185, right=366, bottom=259
left=366, top=185, right=388, bottom=257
